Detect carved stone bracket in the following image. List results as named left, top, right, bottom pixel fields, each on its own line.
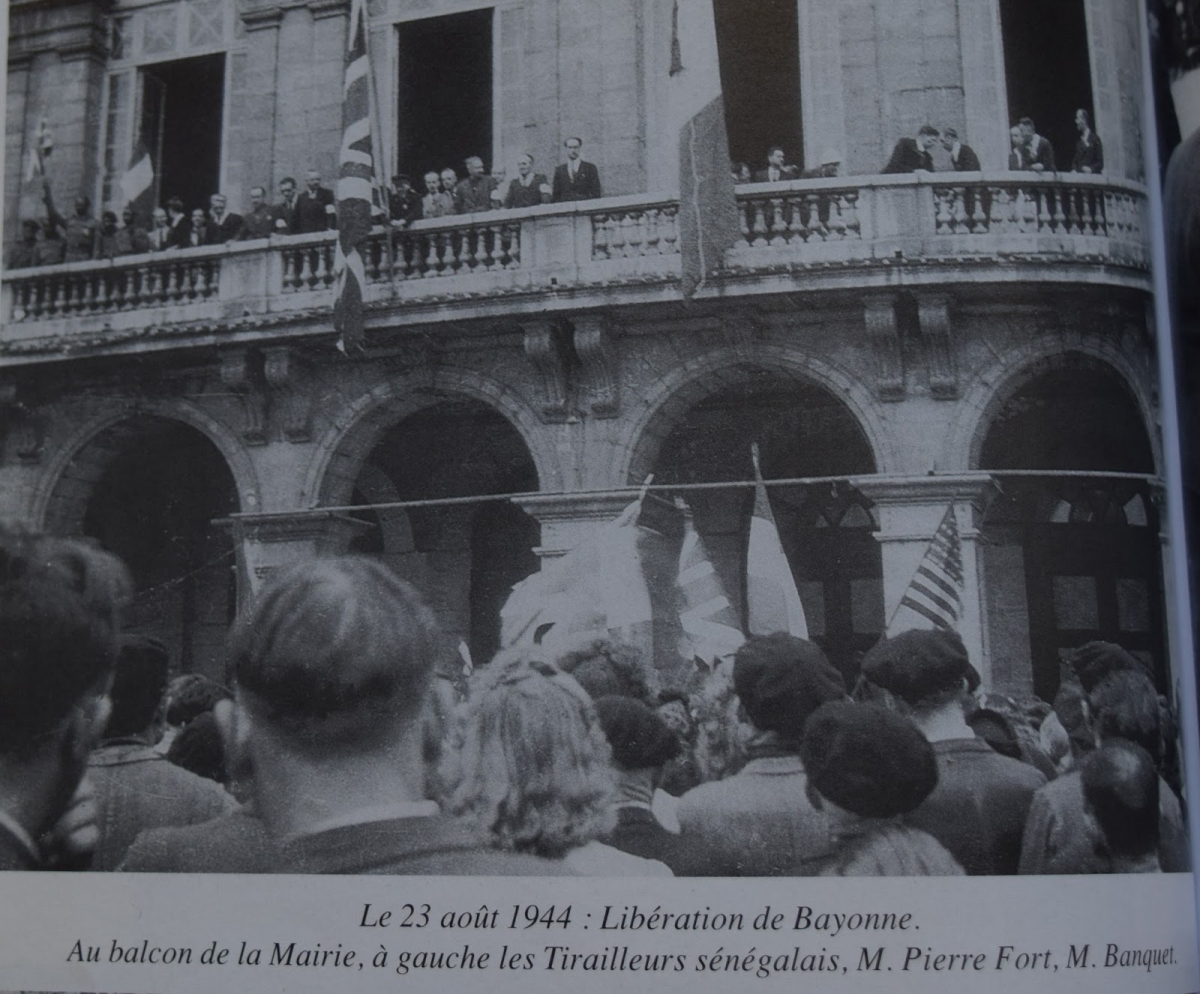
left=522, top=320, right=570, bottom=423
left=863, top=295, right=904, bottom=401
left=916, top=294, right=959, bottom=400
left=573, top=315, right=620, bottom=418
left=0, top=380, right=44, bottom=463
left=263, top=345, right=314, bottom=443
left=218, top=348, right=268, bottom=445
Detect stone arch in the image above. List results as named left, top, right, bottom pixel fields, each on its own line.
left=305, top=367, right=555, bottom=509
left=954, top=340, right=1160, bottom=474
left=34, top=398, right=259, bottom=534
left=618, top=345, right=891, bottom=484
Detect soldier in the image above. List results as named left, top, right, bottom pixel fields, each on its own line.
left=48, top=193, right=99, bottom=262
left=113, top=206, right=151, bottom=256
left=6, top=219, right=41, bottom=269
left=238, top=186, right=277, bottom=240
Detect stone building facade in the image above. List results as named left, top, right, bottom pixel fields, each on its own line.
left=1, top=0, right=1172, bottom=701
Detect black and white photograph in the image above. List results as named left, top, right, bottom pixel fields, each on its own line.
left=0, top=0, right=1196, bottom=905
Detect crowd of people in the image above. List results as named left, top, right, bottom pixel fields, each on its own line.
left=0, top=525, right=1186, bottom=878
left=5, top=138, right=606, bottom=271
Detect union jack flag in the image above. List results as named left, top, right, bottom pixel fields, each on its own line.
left=889, top=504, right=964, bottom=633
left=333, top=0, right=380, bottom=354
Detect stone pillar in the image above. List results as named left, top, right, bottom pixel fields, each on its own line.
left=797, top=0, right=847, bottom=168
left=512, top=490, right=635, bottom=562
left=223, top=512, right=372, bottom=605
left=857, top=475, right=998, bottom=686
left=234, top=2, right=285, bottom=202
left=956, top=0, right=1009, bottom=169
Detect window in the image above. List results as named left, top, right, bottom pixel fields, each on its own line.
left=395, top=9, right=494, bottom=182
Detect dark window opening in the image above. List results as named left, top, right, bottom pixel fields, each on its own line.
left=396, top=9, right=493, bottom=182
left=655, top=378, right=879, bottom=682
left=714, top=0, right=803, bottom=173
left=139, top=53, right=225, bottom=211
left=980, top=364, right=1163, bottom=700
left=999, top=0, right=1094, bottom=170
left=81, top=419, right=237, bottom=683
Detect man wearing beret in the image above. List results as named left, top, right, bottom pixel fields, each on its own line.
left=676, top=633, right=847, bottom=875
left=860, top=629, right=1045, bottom=874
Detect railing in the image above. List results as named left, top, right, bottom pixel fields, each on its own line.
left=8, top=246, right=223, bottom=322
left=2, top=178, right=1149, bottom=351
left=727, top=172, right=1150, bottom=271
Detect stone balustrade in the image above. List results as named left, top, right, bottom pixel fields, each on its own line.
left=1, top=178, right=1149, bottom=357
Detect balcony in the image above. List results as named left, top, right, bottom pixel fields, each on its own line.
left=1, top=174, right=1150, bottom=362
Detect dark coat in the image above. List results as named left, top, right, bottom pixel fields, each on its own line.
left=604, top=804, right=718, bottom=876
left=552, top=160, right=602, bottom=202
left=951, top=143, right=981, bottom=171
left=752, top=164, right=799, bottom=183
left=883, top=137, right=934, bottom=174
left=206, top=212, right=244, bottom=243
left=504, top=173, right=551, bottom=209
left=905, top=737, right=1046, bottom=875
left=87, top=743, right=233, bottom=871
left=1028, top=135, right=1057, bottom=172
left=164, top=214, right=191, bottom=249
left=292, top=186, right=336, bottom=233
left=1072, top=132, right=1104, bottom=173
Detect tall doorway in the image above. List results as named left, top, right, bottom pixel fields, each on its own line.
left=713, top=0, right=802, bottom=172
left=396, top=9, right=494, bottom=180
left=999, top=0, right=1094, bottom=168
left=139, top=53, right=225, bottom=210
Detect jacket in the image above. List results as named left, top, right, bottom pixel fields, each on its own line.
left=552, top=160, right=602, bottom=202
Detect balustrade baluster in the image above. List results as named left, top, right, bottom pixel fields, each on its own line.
left=843, top=193, right=861, bottom=238
left=935, top=190, right=953, bottom=233
left=281, top=249, right=296, bottom=291
left=735, top=202, right=751, bottom=249
left=609, top=215, right=629, bottom=259
left=661, top=208, right=679, bottom=254
left=592, top=215, right=610, bottom=259
left=805, top=196, right=823, bottom=242
left=1050, top=189, right=1066, bottom=232
left=784, top=197, right=804, bottom=244
left=506, top=223, right=522, bottom=268
left=768, top=199, right=787, bottom=247
left=626, top=214, right=645, bottom=257
left=971, top=190, right=988, bottom=233
left=751, top=201, right=768, bottom=247
left=829, top=195, right=847, bottom=240
left=95, top=272, right=111, bottom=312
left=644, top=209, right=662, bottom=254
left=1066, top=189, right=1083, bottom=235
left=298, top=250, right=314, bottom=289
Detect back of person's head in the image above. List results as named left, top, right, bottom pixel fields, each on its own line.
left=104, top=635, right=170, bottom=740
left=801, top=700, right=938, bottom=818
left=1089, top=669, right=1162, bottom=761
left=440, top=650, right=614, bottom=857
left=167, top=711, right=226, bottom=784
left=165, top=673, right=230, bottom=727
left=0, top=527, right=131, bottom=755
left=227, top=557, right=438, bottom=753
left=859, top=629, right=979, bottom=710
left=1069, top=641, right=1148, bottom=692
left=1081, top=741, right=1159, bottom=859
left=593, top=695, right=680, bottom=771
left=733, top=633, right=845, bottom=741
left=1053, top=677, right=1094, bottom=757
left=551, top=634, right=653, bottom=702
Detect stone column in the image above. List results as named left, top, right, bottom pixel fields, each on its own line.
left=956, top=0, right=1009, bottom=169
left=797, top=0, right=847, bottom=168
left=222, top=511, right=372, bottom=606
left=857, top=475, right=998, bottom=686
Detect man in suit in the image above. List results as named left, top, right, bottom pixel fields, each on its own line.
left=883, top=125, right=939, bottom=173
left=387, top=174, right=421, bottom=225
left=164, top=196, right=191, bottom=249
left=206, top=193, right=244, bottom=243
left=239, top=186, right=280, bottom=239
left=419, top=170, right=453, bottom=219
left=1008, top=125, right=1029, bottom=170
left=941, top=128, right=981, bottom=170
left=126, top=558, right=567, bottom=874
left=1019, top=117, right=1056, bottom=172
left=292, top=169, right=336, bottom=233
left=1071, top=109, right=1104, bottom=173
left=187, top=208, right=209, bottom=248
left=504, top=153, right=551, bottom=209
left=273, top=177, right=299, bottom=232
left=0, top=528, right=130, bottom=870
left=552, top=136, right=602, bottom=202
left=677, top=634, right=847, bottom=875
left=753, top=145, right=800, bottom=183
left=453, top=155, right=497, bottom=214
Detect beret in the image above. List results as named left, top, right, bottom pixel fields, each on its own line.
left=1068, top=641, right=1147, bottom=692
left=801, top=701, right=938, bottom=818
left=593, top=695, right=680, bottom=770
left=860, top=629, right=979, bottom=704
left=733, top=633, right=846, bottom=740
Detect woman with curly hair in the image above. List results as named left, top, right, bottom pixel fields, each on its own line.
left=439, top=650, right=672, bottom=875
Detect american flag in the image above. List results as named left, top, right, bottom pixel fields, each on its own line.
left=333, top=0, right=379, bottom=354
left=889, top=504, right=964, bottom=633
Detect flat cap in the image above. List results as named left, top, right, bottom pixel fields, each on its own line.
left=733, top=633, right=846, bottom=740
left=801, top=701, right=938, bottom=818
left=860, top=629, right=979, bottom=704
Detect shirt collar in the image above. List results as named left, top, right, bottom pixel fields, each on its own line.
left=0, top=807, right=41, bottom=866
left=293, top=800, right=439, bottom=839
